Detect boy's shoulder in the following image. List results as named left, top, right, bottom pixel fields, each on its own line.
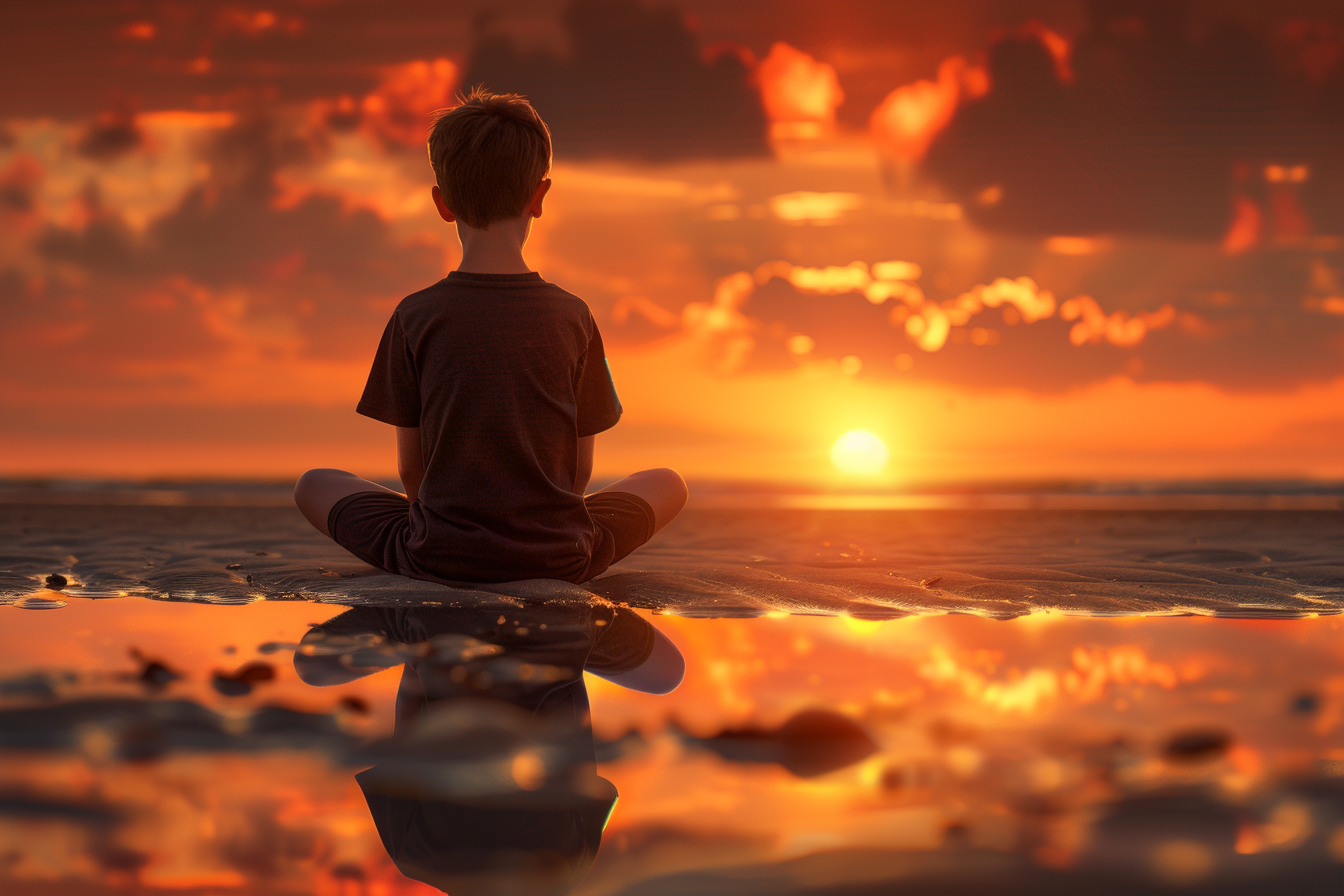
left=392, top=274, right=592, bottom=320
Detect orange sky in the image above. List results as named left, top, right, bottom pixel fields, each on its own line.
left=2, top=1, right=1343, bottom=484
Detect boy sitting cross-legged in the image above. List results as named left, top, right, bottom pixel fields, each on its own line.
left=293, top=88, right=687, bottom=689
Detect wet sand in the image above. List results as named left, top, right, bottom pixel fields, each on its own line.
left=2, top=503, right=1341, bottom=617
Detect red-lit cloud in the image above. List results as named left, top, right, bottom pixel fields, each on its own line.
left=870, top=56, right=986, bottom=163
left=756, top=42, right=845, bottom=130
left=354, top=58, right=459, bottom=148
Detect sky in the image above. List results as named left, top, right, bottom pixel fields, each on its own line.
left=2, top=0, right=1344, bottom=484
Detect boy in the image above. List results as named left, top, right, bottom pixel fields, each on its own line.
left=293, top=87, right=688, bottom=599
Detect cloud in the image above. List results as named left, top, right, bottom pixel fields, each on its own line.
left=77, top=107, right=143, bottom=161
left=462, top=0, right=769, bottom=160
left=5, top=116, right=444, bottom=405
left=0, top=154, right=40, bottom=214
left=870, top=55, right=987, bottom=163
left=921, top=5, right=1344, bottom=239
left=39, top=118, right=438, bottom=294
left=319, top=57, right=460, bottom=148
left=0, top=0, right=468, bottom=119
left=678, top=259, right=1160, bottom=366
left=755, top=42, right=844, bottom=133
left=768, top=191, right=861, bottom=224
left=647, top=255, right=1341, bottom=393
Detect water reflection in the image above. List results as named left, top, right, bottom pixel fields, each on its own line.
left=4, top=594, right=1344, bottom=893
left=296, top=600, right=682, bottom=895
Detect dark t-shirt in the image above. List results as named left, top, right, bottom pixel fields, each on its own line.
left=357, top=271, right=622, bottom=582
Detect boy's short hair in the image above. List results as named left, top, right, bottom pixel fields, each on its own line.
left=428, top=86, right=552, bottom=229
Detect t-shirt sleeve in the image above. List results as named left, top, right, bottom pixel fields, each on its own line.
left=584, top=606, right=655, bottom=675
left=356, top=311, right=421, bottom=427
left=576, top=323, right=622, bottom=437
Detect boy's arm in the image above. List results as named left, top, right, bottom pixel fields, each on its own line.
left=575, top=435, right=594, bottom=494
left=396, top=426, right=425, bottom=501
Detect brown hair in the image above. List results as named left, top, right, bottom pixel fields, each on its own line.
left=428, top=86, right=552, bottom=229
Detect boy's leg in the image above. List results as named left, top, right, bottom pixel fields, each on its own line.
left=592, top=468, right=688, bottom=534
left=294, top=468, right=404, bottom=537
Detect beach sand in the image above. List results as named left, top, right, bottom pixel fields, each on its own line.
left=2, top=503, right=1341, bottom=617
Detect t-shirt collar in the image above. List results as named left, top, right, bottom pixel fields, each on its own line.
left=446, top=270, right=544, bottom=284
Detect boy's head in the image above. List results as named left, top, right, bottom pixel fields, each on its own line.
left=428, top=87, right=552, bottom=230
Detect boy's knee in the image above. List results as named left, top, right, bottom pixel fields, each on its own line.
left=293, top=469, right=319, bottom=504
left=294, top=468, right=341, bottom=506
left=647, top=468, right=688, bottom=513
left=661, top=469, right=689, bottom=507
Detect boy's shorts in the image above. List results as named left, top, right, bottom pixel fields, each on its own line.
left=327, top=490, right=656, bottom=585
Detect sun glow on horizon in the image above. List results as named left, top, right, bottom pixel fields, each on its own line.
left=830, top=430, right=890, bottom=476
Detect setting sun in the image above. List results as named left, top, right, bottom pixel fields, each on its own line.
left=830, top=429, right=890, bottom=475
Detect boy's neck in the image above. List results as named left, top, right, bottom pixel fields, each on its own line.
left=455, top=217, right=535, bottom=275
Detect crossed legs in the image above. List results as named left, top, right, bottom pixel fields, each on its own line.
left=293, top=466, right=687, bottom=539
left=293, top=468, right=403, bottom=538
left=590, top=467, right=687, bottom=535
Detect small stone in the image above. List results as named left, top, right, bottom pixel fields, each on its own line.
left=44, top=573, right=68, bottom=590
left=1291, top=692, right=1320, bottom=715
left=1163, top=728, right=1231, bottom=763
left=226, top=563, right=242, bottom=570
left=131, top=649, right=182, bottom=690
left=211, top=661, right=276, bottom=697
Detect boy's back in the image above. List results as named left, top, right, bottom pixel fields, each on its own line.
left=292, top=87, right=686, bottom=595
left=355, top=270, right=622, bottom=583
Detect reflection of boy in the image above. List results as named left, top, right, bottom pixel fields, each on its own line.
left=292, top=88, right=687, bottom=587
left=296, top=602, right=663, bottom=896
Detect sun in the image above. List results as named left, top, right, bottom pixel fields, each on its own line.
left=830, top=430, right=890, bottom=476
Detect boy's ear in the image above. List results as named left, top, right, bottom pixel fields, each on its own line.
left=529, top=178, right=552, bottom=218
left=431, top=185, right=456, bottom=223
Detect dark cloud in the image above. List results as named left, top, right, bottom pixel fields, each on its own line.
left=39, top=118, right=440, bottom=298
left=8, top=117, right=445, bottom=393
left=0, top=0, right=472, bottom=117
left=76, top=108, right=142, bottom=161
left=0, top=156, right=38, bottom=213
left=463, top=0, right=770, bottom=160
left=0, top=0, right=1089, bottom=133
left=924, top=0, right=1344, bottom=237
